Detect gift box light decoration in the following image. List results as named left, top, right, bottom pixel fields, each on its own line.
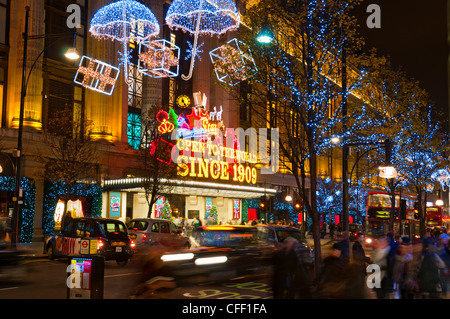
left=149, top=138, right=175, bottom=165
left=165, top=0, right=241, bottom=81
left=209, top=38, right=258, bottom=86
left=138, top=39, right=180, bottom=78
left=74, top=55, right=120, bottom=95
left=89, top=0, right=160, bottom=83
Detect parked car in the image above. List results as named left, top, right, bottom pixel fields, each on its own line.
left=44, top=217, right=135, bottom=265
left=127, top=218, right=190, bottom=249
left=256, top=225, right=314, bottom=269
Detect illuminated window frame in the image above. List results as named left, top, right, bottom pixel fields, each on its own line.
left=127, top=112, right=142, bottom=150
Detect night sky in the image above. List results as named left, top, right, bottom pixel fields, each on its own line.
left=354, top=0, right=448, bottom=123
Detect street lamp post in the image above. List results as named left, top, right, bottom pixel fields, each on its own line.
left=10, top=6, right=80, bottom=246
left=333, top=137, right=396, bottom=241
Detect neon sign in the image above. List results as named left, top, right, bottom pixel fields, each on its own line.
left=175, top=140, right=257, bottom=184
left=149, top=92, right=258, bottom=185
left=156, top=110, right=175, bottom=135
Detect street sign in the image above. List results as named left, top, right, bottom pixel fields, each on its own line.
left=89, top=240, right=98, bottom=254
left=80, top=239, right=98, bottom=255
left=80, top=240, right=89, bottom=254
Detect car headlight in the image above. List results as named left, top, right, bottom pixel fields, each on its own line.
left=365, top=238, right=372, bottom=244
left=161, top=253, right=194, bottom=262
left=195, top=256, right=228, bottom=266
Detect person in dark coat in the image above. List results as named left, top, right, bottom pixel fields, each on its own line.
left=314, top=243, right=349, bottom=298
left=418, top=245, right=447, bottom=299
left=335, top=233, right=350, bottom=263
left=61, top=210, right=73, bottom=232
left=329, top=222, right=336, bottom=239
left=351, top=233, right=371, bottom=298
left=272, top=237, right=311, bottom=299
left=386, top=232, right=399, bottom=294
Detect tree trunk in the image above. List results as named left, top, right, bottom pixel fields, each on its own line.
left=147, top=194, right=157, bottom=218
left=308, top=137, right=322, bottom=273
left=417, top=189, right=425, bottom=238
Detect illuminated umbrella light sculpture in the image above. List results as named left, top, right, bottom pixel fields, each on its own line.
left=165, top=0, right=241, bottom=81
left=89, top=0, right=160, bottom=83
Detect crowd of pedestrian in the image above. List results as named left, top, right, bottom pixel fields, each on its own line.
left=271, top=228, right=450, bottom=299
left=368, top=230, right=450, bottom=299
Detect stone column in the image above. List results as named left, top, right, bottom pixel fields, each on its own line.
left=85, top=0, right=124, bottom=143
left=12, top=0, right=45, bottom=131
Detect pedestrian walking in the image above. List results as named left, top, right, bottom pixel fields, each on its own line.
left=314, top=243, right=349, bottom=298
left=372, top=237, right=391, bottom=299
left=391, top=243, right=413, bottom=299
left=329, top=222, right=335, bottom=239
left=417, top=243, right=447, bottom=299
left=285, top=237, right=311, bottom=298
left=272, top=237, right=300, bottom=298
left=191, top=217, right=201, bottom=227
left=436, top=233, right=450, bottom=298
left=335, top=233, right=350, bottom=263
left=386, top=232, right=399, bottom=295
left=61, top=210, right=73, bottom=232
left=350, top=233, right=371, bottom=298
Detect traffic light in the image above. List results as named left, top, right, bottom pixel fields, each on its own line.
left=259, top=196, right=266, bottom=209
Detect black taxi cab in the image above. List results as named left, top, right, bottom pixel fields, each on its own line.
left=44, top=217, right=135, bottom=265
left=140, top=225, right=274, bottom=289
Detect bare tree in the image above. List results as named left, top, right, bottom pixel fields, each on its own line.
left=225, top=0, right=366, bottom=271
left=132, top=105, right=179, bottom=218
left=37, top=104, right=99, bottom=216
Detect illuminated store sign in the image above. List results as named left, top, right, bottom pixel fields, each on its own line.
left=175, top=139, right=257, bottom=184
left=151, top=92, right=259, bottom=185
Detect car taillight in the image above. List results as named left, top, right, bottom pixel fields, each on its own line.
left=131, top=240, right=136, bottom=249
left=98, top=239, right=104, bottom=250
left=142, top=234, right=147, bottom=243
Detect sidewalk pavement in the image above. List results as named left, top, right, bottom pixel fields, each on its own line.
left=306, top=237, right=336, bottom=247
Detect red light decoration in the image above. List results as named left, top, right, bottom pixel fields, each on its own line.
left=335, top=215, right=340, bottom=224
left=149, top=138, right=175, bottom=165
left=158, top=121, right=175, bottom=134
left=186, top=109, right=202, bottom=129
left=156, top=110, right=175, bottom=134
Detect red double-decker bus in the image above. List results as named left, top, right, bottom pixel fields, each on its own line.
left=364, top=192, right=419, bottom=246
left=426, top=206, right=443, bottom=228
